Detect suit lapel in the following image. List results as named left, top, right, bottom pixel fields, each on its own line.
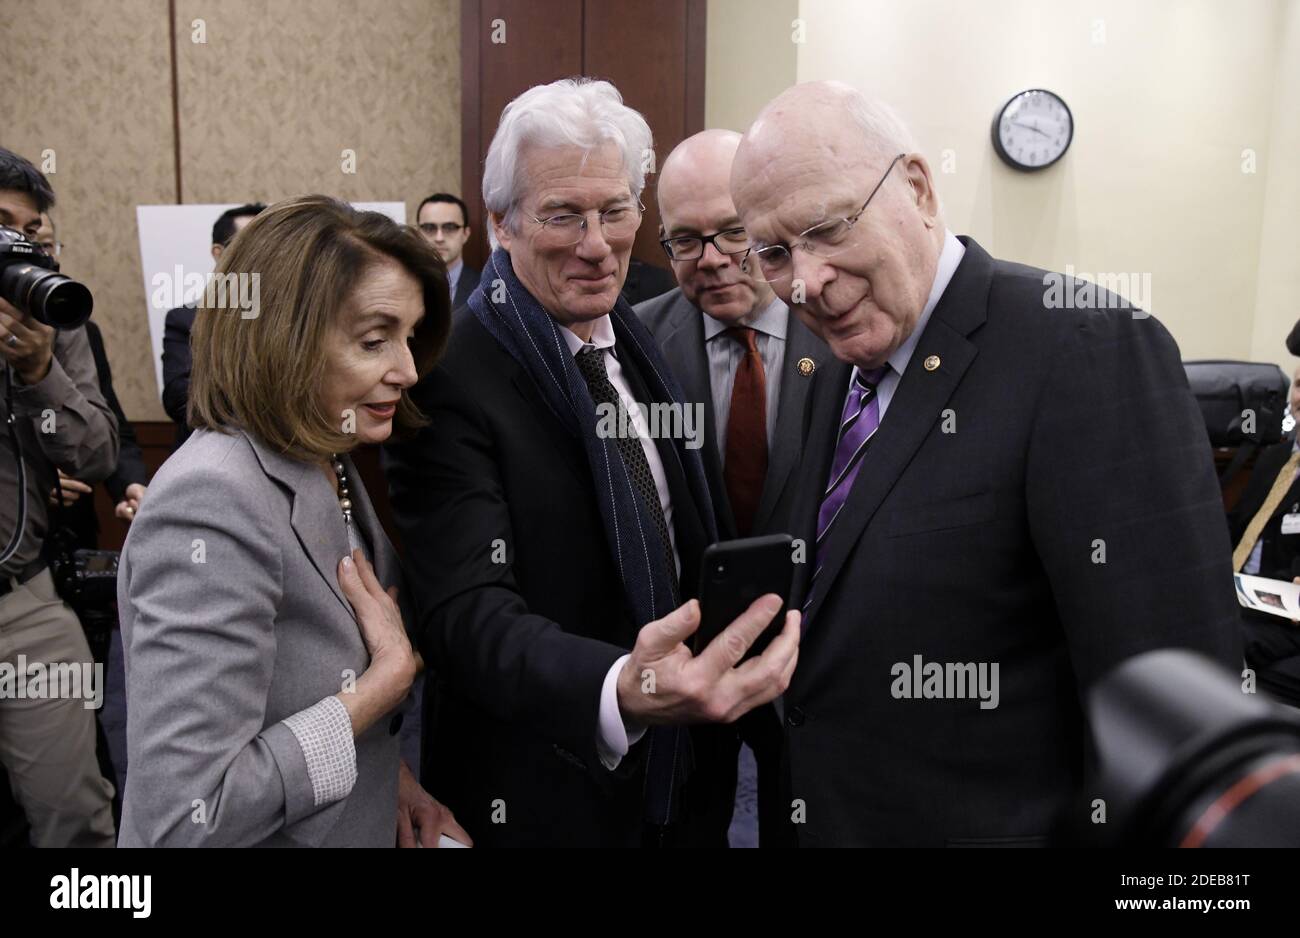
left=800, top=239, right=993, bottom=627
left=244, top=432, right=352, bottom=617
left=453, top=264, right=478, bottom=310
left=790, top=358, right=852, bottom=605
left=752, top=312, right=822, bottom=534
left=619, top=347, right=710, bottom=593
left=342, top=453, right=400, bottom=589
left=660, top=298, right=735, bottom=539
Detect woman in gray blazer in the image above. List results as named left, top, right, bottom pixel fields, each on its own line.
left=118, top=196, right=465, bottom=847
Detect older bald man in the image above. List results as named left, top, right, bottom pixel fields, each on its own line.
left=731, top=82, right=1241, bottom=846
left=636, top=131, right=828, bottom=846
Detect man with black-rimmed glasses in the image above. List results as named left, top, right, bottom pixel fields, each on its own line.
left=636, top=129, right=828, bottom=847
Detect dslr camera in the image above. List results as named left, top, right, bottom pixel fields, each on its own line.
left=0, top=225, right=93, bottom=328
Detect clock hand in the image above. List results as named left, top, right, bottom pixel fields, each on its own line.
left=1011, top=121, right=1051, bottom=138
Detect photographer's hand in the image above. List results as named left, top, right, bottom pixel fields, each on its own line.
left=0, top=297, right=55, bottom=385
left=115, top=483, right=147, bottom=522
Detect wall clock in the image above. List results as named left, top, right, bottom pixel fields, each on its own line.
left=991, top=89, right=1073, bottom=171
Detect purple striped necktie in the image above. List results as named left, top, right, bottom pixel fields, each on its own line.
left=807, top=366, right=889, bottom=611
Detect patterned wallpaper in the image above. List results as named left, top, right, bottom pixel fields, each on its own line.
left=4, top=0, right=177, bottom=420
left=3, top=0, right=461, bottom=420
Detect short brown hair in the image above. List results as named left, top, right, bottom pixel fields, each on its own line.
left=188, top=195, right=451, bottom=460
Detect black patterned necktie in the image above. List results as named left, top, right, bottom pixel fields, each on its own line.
left=574, top=345, right=679, bottom=600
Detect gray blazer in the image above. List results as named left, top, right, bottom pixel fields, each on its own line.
left=635, top=287, right=827, bottom=538
left=117, top=428, right=406, bottom=847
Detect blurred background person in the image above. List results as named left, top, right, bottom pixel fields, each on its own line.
left=161, top=202, right=265, bottom=450
left=118, top=195, right=465, bottom=847
left=0, top=147, right=119, bottom=847
left=1229, top=363, right=1300, bottom=708
left=38, top=212, right=148, bottom=541
left=36, top=210, right=148, bottom=834
left=416, top=192, right=478, bottom=311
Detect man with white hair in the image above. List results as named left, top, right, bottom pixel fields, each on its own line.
left=730, top=81, right=1241, bottom=846
left=637, top=129, right=829, bottom=846
left=385, top=79, right=800, bottom=847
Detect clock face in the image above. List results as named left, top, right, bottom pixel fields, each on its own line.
left=992, top=89, right=1073, bottom=171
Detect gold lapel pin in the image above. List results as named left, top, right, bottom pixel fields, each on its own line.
left=923, top=355, right=941, bottom=372
left=797, top=357, right=816, bottom=376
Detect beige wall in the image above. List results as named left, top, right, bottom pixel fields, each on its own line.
left=706, top=0, right=798, bottom=131
left=1250, top=0, right=1300, bottom=374
left=706, top=0, right=1299, bottom=372
left=4, top=0, right=461, bottom=420
left=4, top=1, right=177, bottom=420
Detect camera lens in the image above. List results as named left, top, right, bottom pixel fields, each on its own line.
left=0, top=263, right=93, bottom=328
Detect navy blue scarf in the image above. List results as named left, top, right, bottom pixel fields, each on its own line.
left=469, top=248, right=717, bottom=628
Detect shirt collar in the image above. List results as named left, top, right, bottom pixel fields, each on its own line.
left=560, top=314, right=616, bottom=356
left=447, top=259, right=463, bottom=283
left=851, top=228, right=965, bottom=386
left=702, top=294, right=789, bottom=342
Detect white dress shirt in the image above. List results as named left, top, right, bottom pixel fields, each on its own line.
left=558, top=316, right=667, bottom=769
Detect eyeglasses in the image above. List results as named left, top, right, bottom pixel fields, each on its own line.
left=524, top=202, right=644, bottom=247
left=418, top=222, right=464, bottom=237
left=660, top=227, right=749, bottom=262
left=740, top=153, right=906, bottom=283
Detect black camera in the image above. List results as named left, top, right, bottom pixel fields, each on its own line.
left=0, top=225, right=93, bottom=328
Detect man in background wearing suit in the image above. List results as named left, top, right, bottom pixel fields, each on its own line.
left=1229, top=364, right=1300, bottom=707
left=160, top=202, right=264, bottom=449
left=385, top=79, right=798, bottom=847
left=731, top=81, right=1242, bottom=846
left=416, top=192, right=479, bottom=311
left=636, top=129, right=827, bottom=846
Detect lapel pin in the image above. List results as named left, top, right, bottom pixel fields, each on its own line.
left=923, top=354, right=941, bottom=372
left=797, top=356, right=816, bottom=376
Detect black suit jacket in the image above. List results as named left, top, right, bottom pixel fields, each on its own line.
left=1227, top=439, right=1300, bottom=579
left=635, top=287, right=828, bottom=847
left=60, top=321, right=149, bottom=549
left=451, top=263, right=479, bottom=311
left=161, top=304, right=196, bottom=449
left=780, top=237, right=1242, bottom=847
left=634, top=287, right=827, bottom=540
left=384, top=309, right=728, bottom=846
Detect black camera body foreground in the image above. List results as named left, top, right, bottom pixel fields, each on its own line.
left=0, top=225, right=93, bottom=329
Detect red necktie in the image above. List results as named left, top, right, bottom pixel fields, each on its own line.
left=724, top=327, right=768, bottom=536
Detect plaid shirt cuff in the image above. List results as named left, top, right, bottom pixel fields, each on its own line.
left=282, top=696, right=358, bottom=807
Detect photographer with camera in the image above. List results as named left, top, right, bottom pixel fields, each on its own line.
left=0, top=147, right=119, bottom=847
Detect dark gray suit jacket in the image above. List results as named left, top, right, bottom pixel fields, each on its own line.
left=118, top=428, right=407, bottom=847
left=634, top=287, right=827, bottom=539
left=781, top=237, right=1241, bottom=846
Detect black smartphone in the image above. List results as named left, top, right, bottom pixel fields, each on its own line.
left=694, top=533, right=795, bottom=658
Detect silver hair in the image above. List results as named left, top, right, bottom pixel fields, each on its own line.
left=482, top=78, right=654, bottom=247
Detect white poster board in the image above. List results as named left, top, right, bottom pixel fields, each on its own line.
left=135, top=201, right=406, bottom=402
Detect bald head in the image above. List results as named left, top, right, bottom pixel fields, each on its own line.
left=657, top=129, right=772, bottom=324
left=730, top=81, right=945, bottom=370
left=658, top=129, right=743, bottom=220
